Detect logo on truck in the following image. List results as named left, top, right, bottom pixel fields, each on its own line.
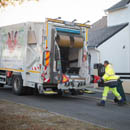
left=1, top=29, right=25, bottom=68
left=7, top=31, right=19, bottom=53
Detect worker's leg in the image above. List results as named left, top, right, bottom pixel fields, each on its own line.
left=97, top=86, right=110, bottom=106
left=102, top=86, right=110, bottom=101
left=110, top=87, right=121, bottom=100
left=111, top=87, right=124, bottom=106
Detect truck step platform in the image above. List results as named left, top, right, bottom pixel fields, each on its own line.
left=43, top=90, right=58, bottom=95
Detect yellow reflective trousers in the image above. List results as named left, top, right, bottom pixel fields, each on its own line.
left=102, top=86, right=121, bottom=101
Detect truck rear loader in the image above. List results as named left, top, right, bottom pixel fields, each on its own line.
left=0, top=18, right=90, bottom=95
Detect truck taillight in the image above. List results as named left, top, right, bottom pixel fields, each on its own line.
left=62, top=74, right=69, bottom=83
left=6, top=71, right=12, bottom=78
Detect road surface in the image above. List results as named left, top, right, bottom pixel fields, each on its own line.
left=0, top=87, right=130, bottom=130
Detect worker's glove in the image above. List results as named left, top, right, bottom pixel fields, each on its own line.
left=97, top=79, right=102, bottom=83
left=97, top=78, right=104, bottom=84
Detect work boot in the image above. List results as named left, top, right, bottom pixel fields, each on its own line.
left=114, top=97, right=119, bottom=103
left=118, top=99, right=125, bottom=106
left=97, top=100, right=105, bottom=106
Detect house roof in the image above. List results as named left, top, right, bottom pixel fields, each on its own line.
left=106, top=0, right=130, bottom=12
left=88, top=23, right=129, bottom=48
left=91, top=16, right=107, bottom=31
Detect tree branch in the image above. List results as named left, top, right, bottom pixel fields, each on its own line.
left=0, top=0, right=39, bottom=8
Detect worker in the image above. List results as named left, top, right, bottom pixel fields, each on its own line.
left=97, top=60, right=124, bottom=106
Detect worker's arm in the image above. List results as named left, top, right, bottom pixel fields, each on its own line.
left=102, top=73, right=109, bottom=81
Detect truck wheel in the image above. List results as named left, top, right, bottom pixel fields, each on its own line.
left=12, top=75, right=24, bottom=95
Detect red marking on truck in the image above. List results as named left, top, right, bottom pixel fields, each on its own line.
left=6, top=31, right=19, bottom=53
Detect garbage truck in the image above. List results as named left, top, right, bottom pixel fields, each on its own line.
left=0, top=18, right=90, bottom=95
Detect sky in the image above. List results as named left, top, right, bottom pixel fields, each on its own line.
left=0, top=0, right=120, bottom=27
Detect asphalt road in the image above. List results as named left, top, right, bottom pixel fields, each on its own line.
left=0, top=87, right=130, bottom=130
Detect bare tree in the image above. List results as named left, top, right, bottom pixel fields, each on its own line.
left=0, top=0, right=38, bottom=8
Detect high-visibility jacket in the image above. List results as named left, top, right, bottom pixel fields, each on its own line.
left=103, top=64, right=119, bottom=82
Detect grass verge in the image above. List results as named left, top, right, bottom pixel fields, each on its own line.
left=0, top=99, right=110, bottom=130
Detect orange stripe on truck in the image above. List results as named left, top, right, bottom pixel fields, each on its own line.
left=46, top=51, right=50, bottom=66
left=46, top=59, right=49, bottom=66
left=46, top=51, right=50, bottom=59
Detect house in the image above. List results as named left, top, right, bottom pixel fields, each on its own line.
left=88, top=0, right=130, bottom=74
left=88, top=0, right=130, bottom=93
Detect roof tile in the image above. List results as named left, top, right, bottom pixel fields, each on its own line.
left=106, top=0, right=130, bottom=12
left=88, top=23, right=129, bottom=48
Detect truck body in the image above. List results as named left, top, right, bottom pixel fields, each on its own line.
left=0, top=18, right=90, bottom=95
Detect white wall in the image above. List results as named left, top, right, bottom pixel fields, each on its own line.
left=107, top=4, right=130, bottom=26
left=88, top=48, right=100, bottom=74
left=98, top=25, right=130, bottom=73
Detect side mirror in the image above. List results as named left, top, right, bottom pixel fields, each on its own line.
left=43, top=50, right=50, bottom=66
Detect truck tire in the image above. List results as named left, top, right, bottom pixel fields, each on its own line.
left=12, top=75, right=25, bottom=95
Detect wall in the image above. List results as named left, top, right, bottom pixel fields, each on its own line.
left=107, top=4, right=130, bottom=26
left=98, top=25, right=130, bottom=73
left=88, top=48, right=100, bottom=74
